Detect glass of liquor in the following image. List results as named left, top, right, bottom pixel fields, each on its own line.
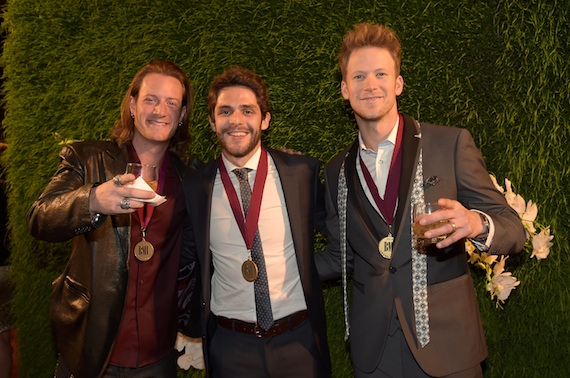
left=125, top=163, right=158, bottom=192
left=412, top=201, right=448, bottom=253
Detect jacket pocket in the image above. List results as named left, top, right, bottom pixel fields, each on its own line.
left=50, top=274, right=91, bottom=367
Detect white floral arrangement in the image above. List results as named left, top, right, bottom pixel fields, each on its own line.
left=466, top=175, right=554, bottom=308
left=175, top=332, right=205, bottom=371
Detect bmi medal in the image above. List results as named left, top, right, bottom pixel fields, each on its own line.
left=379, top=233, right=393, bottom=259
left=135, top=239, right=154, bottom=261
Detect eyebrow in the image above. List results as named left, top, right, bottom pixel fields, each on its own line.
left=216, top=104, right=258, bottom=110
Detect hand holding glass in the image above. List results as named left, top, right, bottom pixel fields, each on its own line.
left=413, top=202, right=449, bottom=250
left=125, top=163, right=158, bottom=192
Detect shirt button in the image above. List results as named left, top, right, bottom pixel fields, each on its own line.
left=389, top=266, right=397, bottom=274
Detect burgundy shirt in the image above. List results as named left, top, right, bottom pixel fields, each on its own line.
left=109, top=146, right=186, bottom=367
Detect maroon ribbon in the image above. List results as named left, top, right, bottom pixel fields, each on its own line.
left=136, top=153, right=169, bottom=232
left=358, top=114, right=404, bottom=226
left=218, top=148, right=268, bottom=249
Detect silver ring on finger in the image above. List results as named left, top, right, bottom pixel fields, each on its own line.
left=120, top=198, right=131, bottom=210
left=113, top=175, right=123, bottom=187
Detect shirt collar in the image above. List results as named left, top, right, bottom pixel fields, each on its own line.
left=358, top=116, right=400, bottom=153
left=220, top=146, right=262, bottom=173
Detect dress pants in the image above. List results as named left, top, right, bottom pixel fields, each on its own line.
left=209, top=318, right=329, bottom=378
left=55, top=350, right=177, bottom=378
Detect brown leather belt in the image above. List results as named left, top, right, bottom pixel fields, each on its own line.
left=216, top=310, right=309, bottom=338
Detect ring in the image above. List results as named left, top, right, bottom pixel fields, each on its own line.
left=450, top=222, right=457, bottom=232
left=120, top=198, right=130, bottom=210
left=113, top=175, right=123, bottom=187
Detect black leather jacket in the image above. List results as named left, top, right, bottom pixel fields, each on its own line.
left=27, top=140, right=198, bottom=377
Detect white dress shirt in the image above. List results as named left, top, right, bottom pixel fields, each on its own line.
left=209, top=147, right=307, bottom=322
left=356, top=119, right=493, bottom=249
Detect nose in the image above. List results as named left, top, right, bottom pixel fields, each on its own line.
left=363, top=76, right=377, bottom=91
left=230, top=111, right=244, bottom=125
left=153, top=101, right=167, bottom=116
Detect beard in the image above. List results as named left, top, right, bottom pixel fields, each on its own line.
left=217, top=124, right=262, bottom=160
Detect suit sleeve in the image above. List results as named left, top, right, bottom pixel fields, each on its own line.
left=314, top=161, right=354, bottom=280
left=453, top=128, right=527, bottom=254
left=27, top=145, right=101, bottom=242
left=177, top=177, right=202, bottom=337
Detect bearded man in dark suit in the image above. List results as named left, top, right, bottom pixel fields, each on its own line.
left=180, top=67, right=331, bottom=378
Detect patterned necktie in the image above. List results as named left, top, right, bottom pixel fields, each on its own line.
left=233, top=168, right=274, bottom=331
left=411, top=151, right=430, bottom=347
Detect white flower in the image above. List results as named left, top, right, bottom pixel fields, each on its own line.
left=487, top=256, right=520, bottom=301
left=465, top=241, right=479, bottom=264
left=521, top=200, right=537, bottom=235
left=531, top=227, right=554, bottom=261
left=175, top=333, right=205, bottom=370
left=472, top=176, right=553, bottom=308
left=489, top=174, right=504, bottom=193
left=175, top=332, right=189, bottom=352
left=504, top=179, right=526, bottom=216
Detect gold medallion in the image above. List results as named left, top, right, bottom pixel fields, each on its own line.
left=378, top=233, right=394, bottom=259
left=134, top=239, right=154, bottom=262
left=242, top=259, right=259, bottom=282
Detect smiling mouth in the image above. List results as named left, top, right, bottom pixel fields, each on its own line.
left=149, top=120, right=170, bottom=126
left=228, top=131, right=248, bottom=137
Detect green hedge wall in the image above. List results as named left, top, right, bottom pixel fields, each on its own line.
left=2, top=0, right=568, bottom=377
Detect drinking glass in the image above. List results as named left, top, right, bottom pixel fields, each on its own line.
left=412, top=202, right=448, bottom=251
left=125, top=163, right=158, bottom=192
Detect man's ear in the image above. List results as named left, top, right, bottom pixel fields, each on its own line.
left=395, top=75, right=404, bottom=96
left=341, top=81, right=349, bottom=100
left=261, top=112, right=271, bottom=131
left=129, top=96, right=136, bottom=116
left=179, top=106, right=187, bottom=123
left=209, top=117, right=216, bottom=132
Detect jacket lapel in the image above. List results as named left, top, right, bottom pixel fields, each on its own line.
left=101, top=142, right=130, bottom=258
left=199, top=160, right=218, bottom=270
left=392, top=115, right=421, bottom=257
left=344, top=140, right=387, bottom=240
left=267, top=149, right=305, bottom=255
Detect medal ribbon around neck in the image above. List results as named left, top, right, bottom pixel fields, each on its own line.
left=218, top=147, right=268, bottom=250
left=134, top=154, right=169, bottom=261
left=359, top=114, right=404, bottom=258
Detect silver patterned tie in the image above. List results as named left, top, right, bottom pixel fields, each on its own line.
left=233, top=168, right=274, bottom=331
left=411, top=151, right=430, bottom=347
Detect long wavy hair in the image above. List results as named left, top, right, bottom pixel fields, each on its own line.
left=112, top=60, right=193, bottom=158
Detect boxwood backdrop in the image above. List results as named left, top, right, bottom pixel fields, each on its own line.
left=2, top=0, right=568, bottom=377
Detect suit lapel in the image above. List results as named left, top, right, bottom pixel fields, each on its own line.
left=198, top=160, right=218, bottom=271
left=102, top=142, right=130, bottom=258
left=268, top=149, right=305, bottom=255
left=344, top=140, right=387, bottom=240
left=392, top=115, right=421, bottom=256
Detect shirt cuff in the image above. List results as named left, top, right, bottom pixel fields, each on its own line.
left=469, top=210, right=495, bottom=251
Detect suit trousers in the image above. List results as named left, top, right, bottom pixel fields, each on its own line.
left=55, top=350, right=178, bottom=378
left=209, top=318, right=328, bottom=378
left=353, top=312, right=482, bottom=378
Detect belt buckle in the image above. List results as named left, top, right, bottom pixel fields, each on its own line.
left=254, top=323, right=264, bottom=338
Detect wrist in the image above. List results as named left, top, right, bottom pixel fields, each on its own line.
left=473, top=212, right=490, bottom=242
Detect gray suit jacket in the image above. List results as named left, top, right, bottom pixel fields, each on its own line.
left=180, top=146, right=331, bottom=375
left=316, top=114, right=527, bottom=376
